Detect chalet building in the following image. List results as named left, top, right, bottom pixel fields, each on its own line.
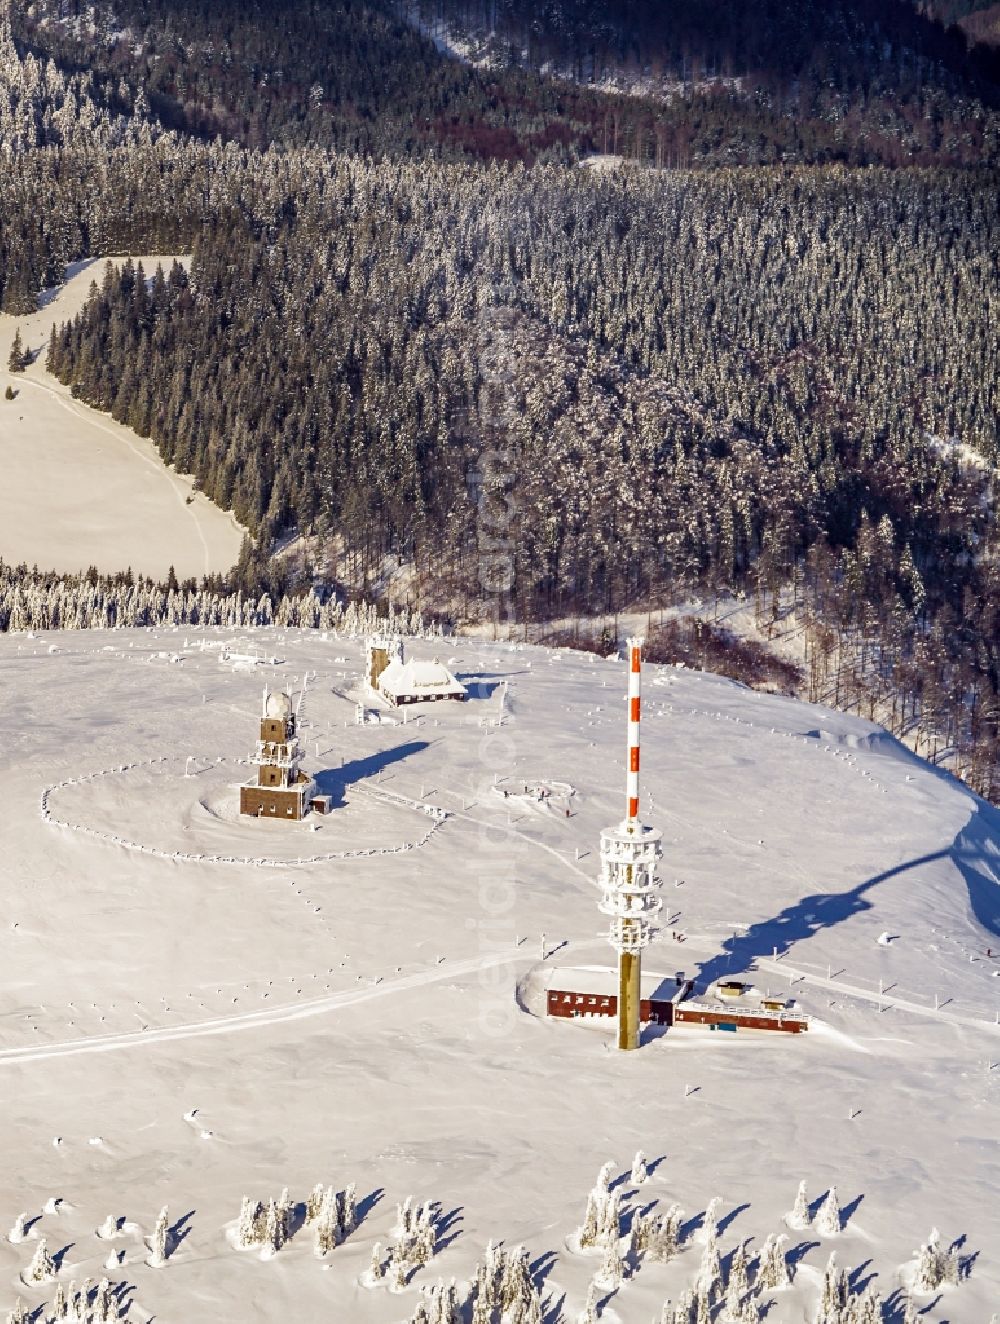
left=366, top=635, right=467, bottom=707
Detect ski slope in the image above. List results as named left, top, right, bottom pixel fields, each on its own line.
left=0, top=260, right=244, bottom=580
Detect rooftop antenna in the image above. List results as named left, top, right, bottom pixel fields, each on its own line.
left=597, top=637, right=662, bottom=1050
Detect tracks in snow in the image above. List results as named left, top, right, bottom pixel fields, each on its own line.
left=0, top=949, right=530, bottom=1067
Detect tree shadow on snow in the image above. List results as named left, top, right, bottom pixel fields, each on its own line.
left=434, top=1205, right=463, bottom=1252
left=787, top=1239, right=819, bottom=1270
left=52, top=1243, right=74, bottom=1271
left=168, top=1211, right=195, bottom=1254
left=356, top=1188, right=384, bottom=1226
left=113, top=1282, right=137, bottom=1316
left=840, top=1192, right=864, bottom=1227
left=848, top=1258, right=876, bottom=1294
left=718, top=1202, right=750, bottom=1238
left=314, top=740, right=431, bottom=807
left=543, top=1291, right=566, bottom=1324
left=530, top=1250, right=558, bottom=1287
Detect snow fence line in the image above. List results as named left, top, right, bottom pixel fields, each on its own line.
left=39, top=755, right=449, bottom=868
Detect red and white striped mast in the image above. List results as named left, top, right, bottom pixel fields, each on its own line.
left=626, top=637, right=642, bottom=822
left=597, top=637, right=662, bottom=1051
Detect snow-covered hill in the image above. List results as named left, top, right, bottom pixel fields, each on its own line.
left=0, top=627, right=997, bottom=1322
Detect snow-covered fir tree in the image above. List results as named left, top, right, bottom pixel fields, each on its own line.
left=694, top=1283, right=711, bottom=1324
left=93, top=1277, right=115, bottom=1324
left=912, top=1227, right=959, bottom=1292
left=5, top=1299, right=26, bottom=1324
left=236, top=1196, right=266, bottom=1249
left=723, top=1239, right=751, bottom=1320
left=370, top=1240, right=386, bottom=1281
left=388, top=1247, right=410, bottom=1292
left=315, top=1186, right=339, bottom=1256
left=787, top=1179, right=811, bottom=1230
left=818, top=1253, right=849, bottom=1322
left=7, top=1212, right=28, bottom=1244
left=696, top=1231, right=722, bottom=1302
left=596, top=1230, right=623, bottom=1292
left=579, top=1190, right=601, bottom=1250
left=855, top=1284, right=882, bottom=1324
left=757, top=1233, right=792, bottom=1290
left=631, top=1149, right=648, bottom=1185
left=341, top=1182, right=357, bottom=1238
left=672, top=1288, right=695, bottom=1324
left=148, top=1206, right=170, bottom=1267
left=305, top=1182, right=325, bottom=1222
left=635, top=1202, right=684, bottom=1263
left=815, top=1187, right=842, bottom=1237
left=598, top=1192, right=621, bottom=1248
left=499, top=1244, right=534, bottom=1314
left=25, top=1236, right=56, bottom=1284
left=577, top=1278, right=600, bottom=1324
left=699, top=1197, right=721, bottom=1244
left=740, top=1294, right=762, bottom=1324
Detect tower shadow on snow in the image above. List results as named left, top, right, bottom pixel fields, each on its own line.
left=313, top=740, right=431, bottom=807
left=695, top=796, right=1000, bottom=989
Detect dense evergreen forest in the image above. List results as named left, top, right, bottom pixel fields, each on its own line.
left=1, top=0, right=999, bottom=796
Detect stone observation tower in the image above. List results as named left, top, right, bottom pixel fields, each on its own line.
left=239, top=689, right=319, bottom=820
left=597, top=637, right=663, bottom=1050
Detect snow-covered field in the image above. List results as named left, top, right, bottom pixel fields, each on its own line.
left=0, top=260, right=244, bottom=580
left=0, top=628, right=997, bottom=1322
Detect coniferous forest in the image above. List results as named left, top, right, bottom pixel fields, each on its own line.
left=0, top=0, right=999, bottom=796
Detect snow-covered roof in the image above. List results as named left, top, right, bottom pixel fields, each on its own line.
left=378, top=656, right=467, bottom=700
left=543, top=965, right=688, bottom=1002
